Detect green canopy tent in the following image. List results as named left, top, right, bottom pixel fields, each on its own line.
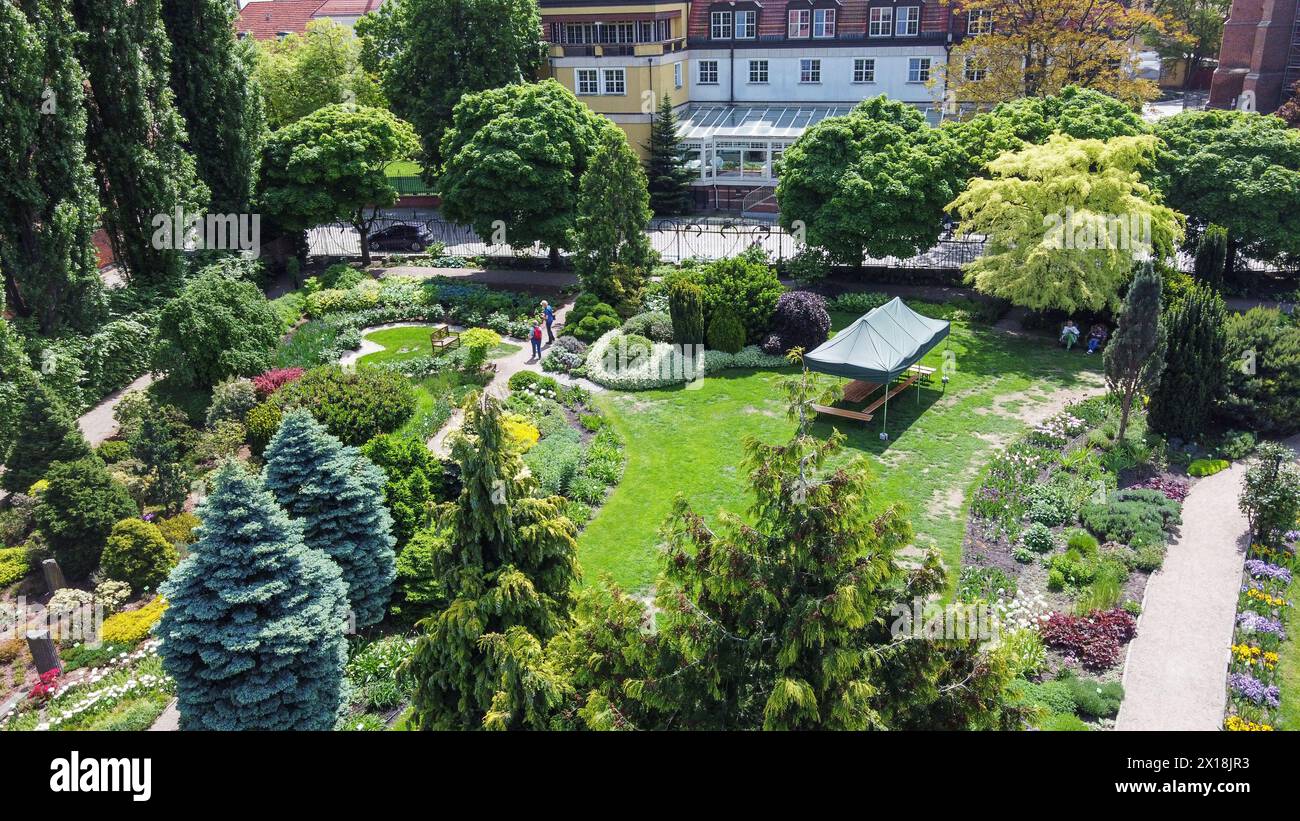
left=803, top=297, right=950, bottom=435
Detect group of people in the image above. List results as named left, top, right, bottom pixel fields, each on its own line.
left=1059, top=319, right=1108, bottom=355
left=529, top=300, right=556, bottom=361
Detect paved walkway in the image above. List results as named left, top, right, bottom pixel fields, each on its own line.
left=1116, top=435, right=1300, bottom=730
left=76, top=374, right=155, bottom=446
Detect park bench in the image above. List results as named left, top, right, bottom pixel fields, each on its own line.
left=429, top=323, right=460, bottom=355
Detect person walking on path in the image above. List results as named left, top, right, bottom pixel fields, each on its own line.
left=542, top=300, right=555, bottom=344
left=530, top=320, right=543, bottom=361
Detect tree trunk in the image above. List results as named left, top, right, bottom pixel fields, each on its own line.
left=1118, top=389, right=1133, bottom=443
left=549, top=245, right=561, bottom=269
left=356, top=222, right=371, bottom=267
left=2, top=268, right=30, bottom=318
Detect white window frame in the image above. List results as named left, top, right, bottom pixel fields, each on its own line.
left=813, top=8, right=836, bottom=38
left=853, top=57, right=876, bottom=83
left=576, top=68, right=599, bottom=95
left=868, top=7, right=892, bottom=37
left=711, top=11, right=732, bottom=40
left=735, top=9, right=756, bottom=39
left=748, top=59, right=768, bottom=83
left=601, top=67, right=626, bottom=95
left=698, top=60, right=719, bottom=84
left=800, top=58, right=821, bottom=83
left=788, top=9, right=810, bottom=38
left=908, top=56, right=931, bottom=83
left=968, top=9, right=993, bottom=35
left=963, top=57, right=985, bottom=82
left=896, top=6, right=920, bottom=36
left=674, top=61, right=683, bottom=88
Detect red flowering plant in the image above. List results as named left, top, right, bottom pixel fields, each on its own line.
left=28, top=668, right=60, bottom=703
left=252, top=367, right=304, bottom=399
left=1039, top=608, right=1138, bottom=671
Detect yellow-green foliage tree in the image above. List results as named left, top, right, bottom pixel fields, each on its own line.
left=949, top=134, right=1183, bottom=313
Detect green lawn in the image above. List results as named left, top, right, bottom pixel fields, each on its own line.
left=577, top=316, right=1104, bottom=591
left=385, top=160, right=423, bottom=177
left=357, top=325, right=520, bottom=367
left=1279, top=576, right=1300, bottom=729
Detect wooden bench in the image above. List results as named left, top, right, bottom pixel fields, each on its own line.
left=430, top=324, right=460, bottom=354
left=811, top=404, right=874, bottom=422
left=842, top=379, right=883, bottom=404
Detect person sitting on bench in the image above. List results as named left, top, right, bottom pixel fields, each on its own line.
left=1059, top=319, right=1080, bottom=350
left=1086, top=323, right=1108, bottom=355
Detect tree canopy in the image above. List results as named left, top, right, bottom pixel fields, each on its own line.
left=776, top=96, right=963, bottom=265
left=950, top=134, right=1183, bottom=313
left=252, top=18, right=383, bottom=130
left=573, top=128, right=654, bottom=310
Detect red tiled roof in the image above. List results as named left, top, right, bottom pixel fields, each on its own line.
left=314, top=0, right=386, bottom=15
left=236, top=0, right=326, bottom=40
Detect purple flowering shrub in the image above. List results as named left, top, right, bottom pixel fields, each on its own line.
left=762, top=291, right=830, bottom=356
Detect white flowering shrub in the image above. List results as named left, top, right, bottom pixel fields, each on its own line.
left=583, top=331, right=788, bottom=391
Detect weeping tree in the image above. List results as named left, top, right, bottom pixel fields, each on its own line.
left=403, top=392, right=579, bottom=730
left=158, top=462, right=350, bottom=730
left=71, top=0, right=207, bottom=284
left=161, top=0, right=264, bottom=214
left=1104, top=264, right=1166, bottom=441
left=0, top=0, right=102, bottom=333
left=263, top=409, right=397, bottom=629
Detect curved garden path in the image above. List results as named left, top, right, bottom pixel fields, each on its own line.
left=1116, top=435, right=1300, bottom=731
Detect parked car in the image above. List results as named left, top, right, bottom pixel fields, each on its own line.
left=367, top=224, right=434, bottom=252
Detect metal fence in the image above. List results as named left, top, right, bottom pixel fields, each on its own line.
left=306, top=214, right=989, bottom=268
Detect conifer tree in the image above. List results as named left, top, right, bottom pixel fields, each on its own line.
left=0, top=304, right=36, bottom=459
left=71, top=0, right=207, bottom=284
left=1104, top=264, right=1166, bottom=441
left=263, top=410, right=396, bottom=628
left=643, top=93, right=694, bottom=217
left=129, top=413, right=191, bottom=515
left=1148, top=282, right=1227, bottom=439
left=161, top=0, right=264, bottom=214
left=1192, top=224, right=1228, bottom=289
left=158, top=462, right=350, bottom=730
left=1, top=381, right=90, bottom=493
left=574, top=128, right=654, bottom=310
left=403, top=392, right=579, bottom=730
left=555, top=363, right=1019, bottom=730
left=0, top=0, right=102, bottom=332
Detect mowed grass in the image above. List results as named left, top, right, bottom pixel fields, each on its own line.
left=577, top=315, right=1104, bottom=591
left=1279, top=576, right=1300, bottom=729
left=357, top=324, right=520, bottom=367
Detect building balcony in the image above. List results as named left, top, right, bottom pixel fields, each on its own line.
left=548, top=38, right=686, bottom=58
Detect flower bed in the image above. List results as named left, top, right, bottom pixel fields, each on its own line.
left=1224, top=537, right=1297, bottom=731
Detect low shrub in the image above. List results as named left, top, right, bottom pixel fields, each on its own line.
left=59, top=641, right=133, bottom=672
left=1218, top=430, right=1257, bottom=461
left=94, top=579, right=132, bottom=614
left=828, top=291, right=890, bottom=314
left=1080, top=488, right=1181, bottom=547
left=1039, top=608, right=1137, bottom=671
left=524, top=437, right=583, bottom=496
left=0, top=546, right=30, bottom=588
left=565, top=297, right=621, bottom=342
left=1188, top=458, right=1229, bottom=477
left=1021, top=522, right=1057, bottom=553
left=1040, top=712, right=1092, bottom=731
left=95, top=440, right=131, bottom=465
left=706, top=307, right=746, bottom=354
left=100, top=519, right=179, bottom=594
left=956, top=565, right=1018, bottom=603
left=251, top=367, right=305, bottom=399
left=1065, top=530, right=1099, bottom=556
left=34, top=458, right=138, bottom=580
left=1059, top=673, right=1124, bottom=718
left=621, top=311, right=674, bottom=342
left=763, top=291, right=831, bottom=356
left=1132, top=542, right=1167, bottom=572
left=270, top=365, right=418, bottom=447
left=99, top=596, right=167, bottom=645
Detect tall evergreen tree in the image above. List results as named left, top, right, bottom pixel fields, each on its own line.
left=263, top=410, right=396, bottom=629
left=1147, top=282, right=1228, bottom=439
left=643, top=93, right=693, bottom=217
left=1191, top=223, right=1228, bottom=289
left=554, top=365, right=1019, bottom=730
left=161, top=0, right=264, bottom=214
left=1, top=381, right=90, bottom=493
left=158, top=462, right=350, bottom=730
left=403, top=392, right=579, bottom=730
left=1104, top=264, right=1166, bottom=441
left=129, top=413, right=190, bottom=515
left=0, top=0, right=101, bottom=333
left=0, top=303, right=36, bottom=460
left=357, top=0, right=546, bottom=174
left=574, top=128, right=653, bottom=311
left=71, top=0, right=207, bottom=284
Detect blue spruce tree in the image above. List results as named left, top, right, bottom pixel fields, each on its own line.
left=157, top=462, right=349, bottom=730
left=263, top=409, right=397, bottom=628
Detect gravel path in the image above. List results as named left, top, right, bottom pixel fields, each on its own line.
left=1115, top=436, right=1300, bottom=731
left=77, top=374, right=156, bottom=446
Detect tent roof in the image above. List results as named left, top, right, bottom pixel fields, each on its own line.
left=804, top=297, right=950, bottom=383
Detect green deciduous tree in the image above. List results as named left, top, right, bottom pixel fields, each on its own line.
left=1147, top=0, right=1228, bottom=90
left=161, top=0, right=265, bottom=214
left=643, top=93, right=694, bottom=216
left=574, top=128, right=653, bottom=311
left=1104, top=264, right=1166, bottom=440
left=253, top=18, right=383, bottom=130
left=263, top=410, right=397, bottom=629
left=951, top=134, right=1183, bottom=313
left=1155, top=110, right=1300, bottom=276
left=776, top=96, right=963, bottom=266
left=158, top=461, right=349, bottom=730
left=555, top=366, right=1019, bottom=730
left=403, top=392, right=579, bottom=730
left=1148, top=282, right=1227, bottom=440
left=1, top=381, right=90, bottom=493
left=151, top=259, right=281, bottom=387
left=259, top=104, right=418, bottom=265
left=0, top=0, right=102, bottom=332
left=34, top=457, right=137, bottom=579
left=438, top=80, right=616, bottom=267
left=356, top=0, right=544, bottom=173
left=71, top=0, right=207, bottom=284
left=1238, top=442, right=1300, bottom=547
